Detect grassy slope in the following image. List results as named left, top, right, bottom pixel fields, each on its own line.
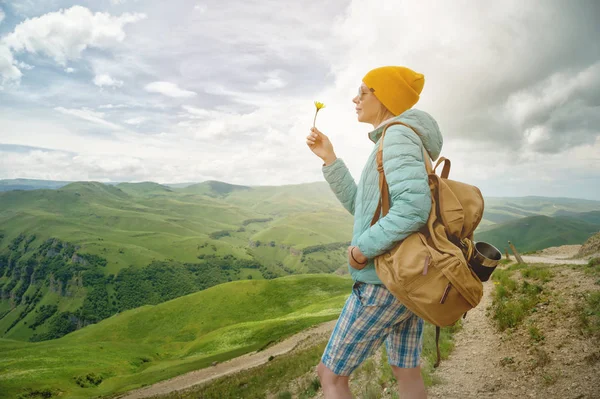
left=0, top=275, right=353, bottom=399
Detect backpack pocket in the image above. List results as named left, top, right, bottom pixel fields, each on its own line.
left=405, top=256, right=482, bottom=327
left=375, top=232, right=434, bottom=289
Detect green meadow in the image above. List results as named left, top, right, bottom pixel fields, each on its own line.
left=0, top=275, right=352, bottom=399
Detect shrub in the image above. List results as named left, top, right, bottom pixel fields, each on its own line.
left=491, top=267, right=550, bottom=331
left=17, top=388, right=58, bottom=399
left=578, top=291, right=600, bottom=338
left=73, top=372, right=103, bottom=388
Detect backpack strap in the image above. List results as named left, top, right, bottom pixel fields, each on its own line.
left=370, top=121, right=432, bottom=226
left=433, top=157, right=451, bottom=179
left=434, top=326, right=441, bottom=368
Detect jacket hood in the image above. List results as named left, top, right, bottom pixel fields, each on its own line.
left=367, top=108, right=443, bottom=161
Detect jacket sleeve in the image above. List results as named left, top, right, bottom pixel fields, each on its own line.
left=322, top=158, right=357, bottom=216
left=355, top=125, right=431, bottom=259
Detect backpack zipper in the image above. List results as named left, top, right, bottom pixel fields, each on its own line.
left=440, top=283, right=452, bottom=304
left=422, top=255, right=430, bottom=275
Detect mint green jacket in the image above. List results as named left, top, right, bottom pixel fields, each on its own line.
left=322, top=109, right=443, bottom=284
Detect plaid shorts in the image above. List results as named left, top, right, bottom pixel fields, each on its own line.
left=321, top=281, right=424, bottom=376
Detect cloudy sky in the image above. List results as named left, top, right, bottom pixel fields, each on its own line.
left=0, top=0, right=599, bottom=200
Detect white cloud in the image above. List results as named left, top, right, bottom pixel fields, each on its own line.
left=99, top=103, right=130, bottom=109
left=65, top=67, right=75, bottom=73
left=178, top=103, right=295, bottom=142
left=93, top=73, right=124, bottom=88
left=194, top=4, right=207, bottom=13
left=181, top=105, right=212, bottom=119
left=145, top=81, right=197, bottom=98
left=3, top=6, right=146, bottom=66
left=54, top=107, right=123, bottom=130
left=124, top=117, right=146, bottom=125
left=255, top=70, right=287, bottom=91
left=0, top=8, right=5, bottom=25
left=0, top=45, right=22, bottom=85
left=16, top=61, right=34, bottom=70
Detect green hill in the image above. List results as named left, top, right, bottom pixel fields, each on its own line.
left=116, top=182, right=173, bottom=196
left=181, top=180, right=251, bottom=197
left=0, top=181, right=353, bottom=342
left=475, top=214, right=600, bottom=253
left=0, top=274, right=352, bottom=399
left=552, top=210, right=600, bottom=225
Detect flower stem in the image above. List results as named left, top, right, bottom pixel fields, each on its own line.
left=313, top=111, right=318, bottom=128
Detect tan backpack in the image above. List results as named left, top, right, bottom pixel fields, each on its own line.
left=371, top=121, right=492, bottom=367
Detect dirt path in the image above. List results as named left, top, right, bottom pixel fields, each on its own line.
left=521, top=244, right=588, bottom=265
left=429, top=258, right=599, bottom=398
left=115, top=320, right=337, bottom=399
left=427, top=278, right=505, bottom=398
left=520, top=255, right=587, bottom=265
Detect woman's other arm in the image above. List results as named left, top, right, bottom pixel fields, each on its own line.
left=322, top=158, right=357, bottom=216
left=307, top=127, right=357, bottom=215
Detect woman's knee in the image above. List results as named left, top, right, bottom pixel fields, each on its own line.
left=390, top=365, right=422, bottom=382
left=317, top=362, right=345, bottom=386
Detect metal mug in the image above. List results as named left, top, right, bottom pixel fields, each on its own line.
left=469, top=241, right=502, bottom=282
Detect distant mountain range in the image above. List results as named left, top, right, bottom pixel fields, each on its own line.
left=0, top=178, right=196, bottom=191
left=0, top=178, right=77, bottom=191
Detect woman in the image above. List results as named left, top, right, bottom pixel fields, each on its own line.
left=306, top=66, right=443, bottom=399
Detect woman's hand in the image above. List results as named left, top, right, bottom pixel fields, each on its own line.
left=306, top=127, right=337, bottom=165
left=348, top=246, right=368, bottom=270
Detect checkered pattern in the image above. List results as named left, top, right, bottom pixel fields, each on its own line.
left=321, top=282, right=424, bottom=376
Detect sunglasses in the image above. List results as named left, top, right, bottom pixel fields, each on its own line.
left=357, top=86, right=375, bottom=101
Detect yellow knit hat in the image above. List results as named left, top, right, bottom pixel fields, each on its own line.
left=362, top=66, right=425, bottom=116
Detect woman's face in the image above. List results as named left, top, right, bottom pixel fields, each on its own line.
left=353, top=83, right=382, bottom=125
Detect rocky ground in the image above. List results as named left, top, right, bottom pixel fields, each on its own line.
left=427, top=263, right=599, bottom=398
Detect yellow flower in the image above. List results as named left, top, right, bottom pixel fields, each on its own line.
left=313, top=101, right=326, bottom=127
